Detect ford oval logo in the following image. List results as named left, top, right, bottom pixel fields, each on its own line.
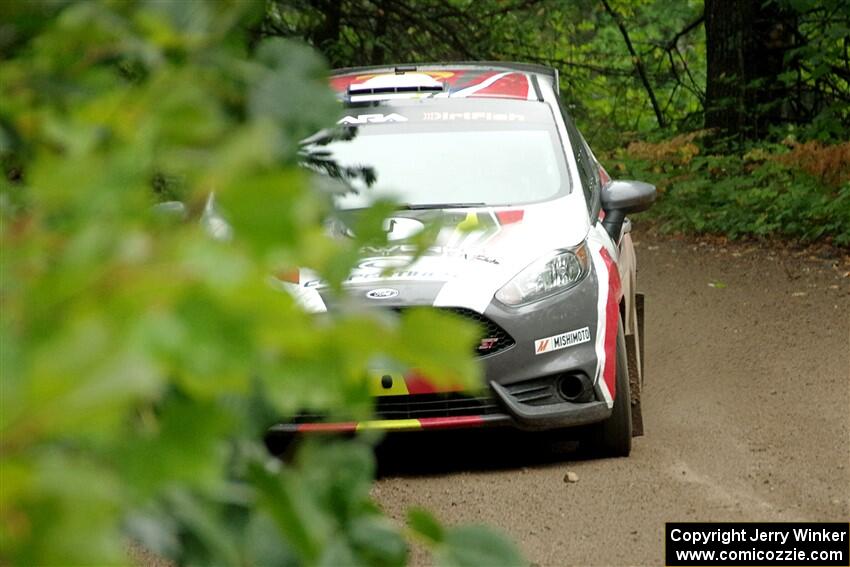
left=366, top=288, right=399, bottom=299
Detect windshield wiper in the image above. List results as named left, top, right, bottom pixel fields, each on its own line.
left=401, top=202, right=486, bottom=210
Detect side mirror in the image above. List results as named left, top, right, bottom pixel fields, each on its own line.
left=600, top=180, right=656, bottom=241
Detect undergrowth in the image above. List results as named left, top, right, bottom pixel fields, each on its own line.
left=604, top=135, right=850, bottom=247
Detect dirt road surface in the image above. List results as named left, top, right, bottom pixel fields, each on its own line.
left=371, top=233, right=850, bottom=566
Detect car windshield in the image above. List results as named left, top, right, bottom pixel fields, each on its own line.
left=303, top=99, right=570, bottom=209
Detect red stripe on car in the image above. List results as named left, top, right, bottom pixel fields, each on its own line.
left=496, top=210, right=524, bottom=225
left=599, top=248, right=622, bottom=399
left=404, top=371, right=438, bottom=394
left=467, top=72, right=530, bottom=99
left=419, top=416, right=486, bottom=429
left=404, top=370, right=464, bottom=394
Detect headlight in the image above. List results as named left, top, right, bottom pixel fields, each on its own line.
left=495, top=244, right=590, bottom=305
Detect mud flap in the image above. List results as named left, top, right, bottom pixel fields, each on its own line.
left=636, top=292, right=645, bottom=384
left=626, top=293, right=646, bottom=437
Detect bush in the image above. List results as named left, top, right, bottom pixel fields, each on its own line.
left=0, top=2, right=523, bottom=565
left=607, top=136, right=850, bottom=247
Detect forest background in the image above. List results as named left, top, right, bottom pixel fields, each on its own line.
left=268, top=0, right=850, bottom=244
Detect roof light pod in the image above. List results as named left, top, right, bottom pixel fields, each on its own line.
left=348, top=73, right=445, bottom=100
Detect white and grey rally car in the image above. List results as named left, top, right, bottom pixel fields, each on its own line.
left=268, top=63, right=655, bottom=457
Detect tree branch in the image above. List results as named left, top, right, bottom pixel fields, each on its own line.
left=600, top=0, right=667, bottom=128
left=673, top=45, right=705, bottom=101
left=496, top=44, right=636, bottom=76
left=665, top=12, right=705, bottom=51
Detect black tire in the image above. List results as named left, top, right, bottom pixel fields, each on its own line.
left=583, top=319, right=632, bottom=457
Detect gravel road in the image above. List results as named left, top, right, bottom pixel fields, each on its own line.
left=371, top=233, right=850, bottom=566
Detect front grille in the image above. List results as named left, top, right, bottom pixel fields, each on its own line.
left=376, top=392, right=502, bottom=419
left=395, top=307, right=515, bottom=356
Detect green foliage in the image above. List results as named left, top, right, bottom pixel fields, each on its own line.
left=775, top=0, right=850, bottom=141
left=609, top=138, right=850, bottom=246
left=407, top=508, right=526, bottom=567
left=0, top=1, right=521, bottom=565
left=265, top=0, right=848, bottom=252
left=266, top=0, right=848, bottom=147
left=264, top=0, right=707, bottom=139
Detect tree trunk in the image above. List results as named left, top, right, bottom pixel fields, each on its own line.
left=704, top=0, right=795, bottom=139
left=371, top=0, right=389, bottom=65
left=704, top=0, right=746, bottom=136
left=313, top=0, right=343, bottom=64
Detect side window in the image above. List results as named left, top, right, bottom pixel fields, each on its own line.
left=580, top=136, right=603, bottom=205
left=562, top=112, right=601, bottom=217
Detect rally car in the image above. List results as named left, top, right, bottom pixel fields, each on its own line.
left=268, top=63, right=655, bottom=457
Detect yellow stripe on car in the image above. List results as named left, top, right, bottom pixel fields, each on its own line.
left=356, top=419, right=421, bottom=431
left=457, top=212, right=479, bottom=231
left=368, top=372, right=410, bottom=396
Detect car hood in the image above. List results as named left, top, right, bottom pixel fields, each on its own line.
left=296, top=198, right=589, bottom=312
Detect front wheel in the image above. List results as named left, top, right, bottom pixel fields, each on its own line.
left=582, top=319, right=632, bottom=457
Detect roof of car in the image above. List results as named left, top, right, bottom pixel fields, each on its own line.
left=329, top=62, right=559, bottom=103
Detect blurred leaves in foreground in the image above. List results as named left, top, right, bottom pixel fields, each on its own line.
left=0, top=1, right=521, bottom=564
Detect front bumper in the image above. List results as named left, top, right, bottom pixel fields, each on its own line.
left=490, top=383, right=610, bottom=430
left=268, top=379, right=611, bottom=436
left=268, top=413, right=512, bottom=434
left=270, top=260, right=610, bottom=435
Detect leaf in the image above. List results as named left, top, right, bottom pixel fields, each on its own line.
left=433, top=524, right=526, bottom=567
left=349, top=515, right=408, bottom=567
left=215, top=169, right=312, bottom=256
left=124, top=506, right=181, bottom=560
left=317, top=538, right=359, bottom=567
left=297, top=440, right=376, bottom=519
left=165, top=488, right=243, bottom=566
left=393, top=308, right=482, bottom=391
left=116, top=396, right=232, bottom=497
left=243, top=510, right=300, bottom=566
left=247, top=461, right=331, bottom=563
left=249, top=38, right=339, bottom=140
left=407, top=507, right=444, bottom=544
